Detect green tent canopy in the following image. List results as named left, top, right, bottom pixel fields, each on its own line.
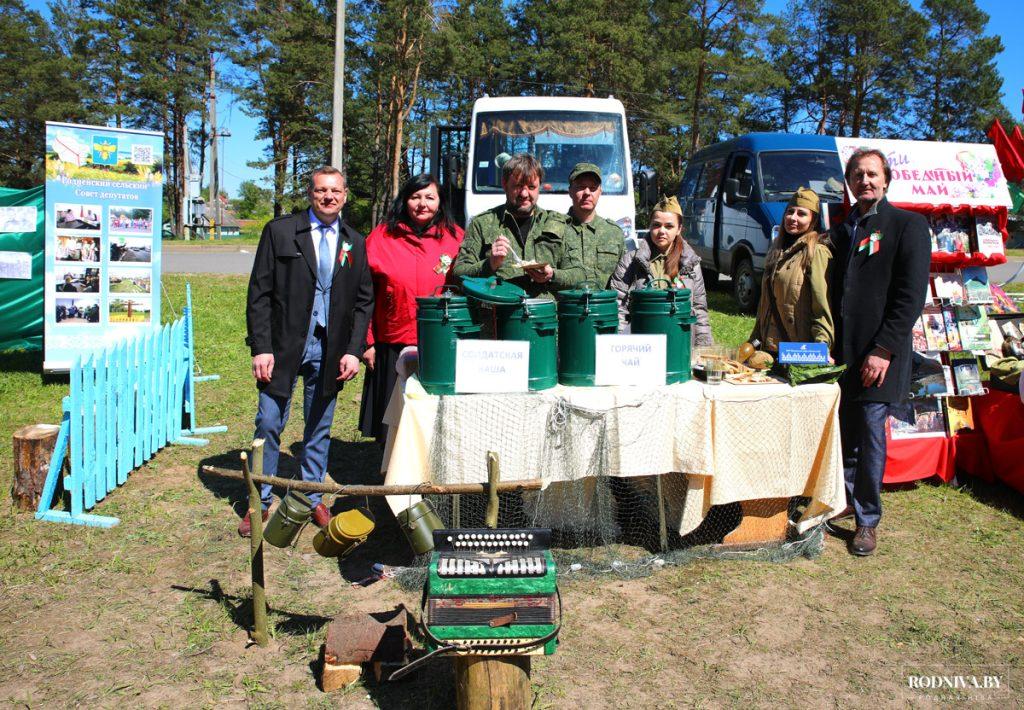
left=0, top=186, right=44, bottom=352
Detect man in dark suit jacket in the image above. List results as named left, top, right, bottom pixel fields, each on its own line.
left=241, top=166, right=374, bottom=536
left=829, top=148, right=931, bottom=555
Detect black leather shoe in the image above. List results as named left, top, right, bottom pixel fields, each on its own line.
left=850, top=526, right=877, bottom=556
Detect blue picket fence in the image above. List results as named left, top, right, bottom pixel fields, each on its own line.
left=36, top=284, right=226, bottom=527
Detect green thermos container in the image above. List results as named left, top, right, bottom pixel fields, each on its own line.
left=555, top=285, right=620, bottom=386
left=628, top=283, right=696, bottom=384
left=416, top=287, right=481, bottom=395
left=461, top=276, right=559, bottom=391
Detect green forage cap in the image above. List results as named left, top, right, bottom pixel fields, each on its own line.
left=568, top=162, right=602, bottom=183
left=788, top=186, right=820, bottom=214
left=652, top=195, right=683, bottom=218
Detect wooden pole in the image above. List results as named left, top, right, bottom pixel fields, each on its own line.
left=485, top=451, right=500, bottom=529
left=243, top=445, right=268, bottom=647
left=201, top=465, right=543, bottom=497
left=453, top=655, right=531, bottom=710
left=656, top=474, right=668, bottom=553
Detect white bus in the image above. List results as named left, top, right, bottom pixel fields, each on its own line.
left=433, top=96, right=639, bottom=243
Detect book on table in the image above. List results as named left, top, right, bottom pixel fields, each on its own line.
left=932, top=271, right=965, bottom=304
left=909, top=351, right=950, bottom=398
left=929, top=214, right=972, bottom=255
left=955, top=305, right=991, bottom=352
left=943, top=396, right=974, bottom=436
left=961, top=266, right=994, bottom=304
left=922, top=306, right=948, bottom=350
left=950, top=352, right=984, bottom=395
left=972, top=216, right=1004, bottom=257
left=911, top=316, right=928, bottom=351
left=942, top=306, right=962, bottom=351
left=987, top=284, right=1020, bottom=315
left=889, top=399, right=947, bottom=439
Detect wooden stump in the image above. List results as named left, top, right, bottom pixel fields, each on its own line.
left=321, top=606, right=412, bottom=691
left=11, top=424, right=61, bottom=510
left=454, top=655, right=532, bottom=710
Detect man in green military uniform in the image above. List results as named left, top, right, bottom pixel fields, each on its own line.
left=453, top=153, right=583, bottom=298
left=565, top=162, right=625, bottom=288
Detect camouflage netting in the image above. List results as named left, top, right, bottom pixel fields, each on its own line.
left=391, top=390, right=827, bottom=591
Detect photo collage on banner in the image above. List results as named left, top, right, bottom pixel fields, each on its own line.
left=43, top=122, right=163, bottom=371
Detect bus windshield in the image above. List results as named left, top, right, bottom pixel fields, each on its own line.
left=758, top=151, right=846, bottom=201
left=472, top=111, right=627, bottom=195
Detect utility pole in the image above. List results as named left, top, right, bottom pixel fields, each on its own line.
left=209, top=54, right=220, bottom=240
left=331, top=0, right=345, bottom=169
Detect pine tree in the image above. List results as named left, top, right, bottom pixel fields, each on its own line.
left=231, top=0, right=333, bottom=217
left=913, top=0, right=1005, bottom=141
left=0, top=0, right=92, bottom=187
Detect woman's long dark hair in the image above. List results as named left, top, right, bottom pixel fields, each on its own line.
left=385, top=173, right=455, bottom=235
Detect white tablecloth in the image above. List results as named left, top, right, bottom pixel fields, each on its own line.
left=381, top=377, right=845, bottom=536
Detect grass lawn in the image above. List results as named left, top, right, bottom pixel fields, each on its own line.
left=1005, top=248, right=1024, bottom=258
left=1004, top=281, right=1024, bottom=294
left=2, top=275, right=1023, bottom=707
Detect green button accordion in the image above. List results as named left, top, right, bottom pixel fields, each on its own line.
left=424, top=528, right=560, bottom=656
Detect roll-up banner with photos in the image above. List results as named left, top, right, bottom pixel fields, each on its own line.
left=44, top=122, right=163, bottom=372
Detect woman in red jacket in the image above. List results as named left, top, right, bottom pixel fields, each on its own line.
left=359, top=174, right=464, bottom=442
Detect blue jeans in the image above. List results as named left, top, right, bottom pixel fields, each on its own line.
left=839, top=400, right=890, bottom=528
left=254, top=335, right=337, bottom=508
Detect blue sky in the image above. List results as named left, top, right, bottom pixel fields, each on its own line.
left=25, top=0, right=1024, bottom=198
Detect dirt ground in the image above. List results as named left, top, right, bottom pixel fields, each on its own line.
left=2, top=276, right=1022, bottom=708
left=3, top=438, right=1023, bottom=708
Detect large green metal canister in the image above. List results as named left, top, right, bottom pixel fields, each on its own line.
left=417, top=287, right=480, bottom=395
left=555, top=285, right=619, bottom=386
left=461, top=276, right=558, bottom=391
left=628, top=284, right=697, bottom=384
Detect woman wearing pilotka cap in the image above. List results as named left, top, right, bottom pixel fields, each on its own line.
left=609, top=195, right=713, bottom=345
left=749, top=186, right=834, bottom=356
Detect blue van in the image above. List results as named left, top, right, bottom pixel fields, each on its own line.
left=677, top=133, right=845, bottom=312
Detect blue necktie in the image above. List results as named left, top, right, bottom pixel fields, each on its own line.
left=316, top=224, right=332, bottom=328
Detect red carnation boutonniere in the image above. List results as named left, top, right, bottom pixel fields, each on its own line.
left=338, top=240, right=353, bottom=266
left=434, top=253, right=453, bottom=275
left=857, top=231, right=882, bottom=257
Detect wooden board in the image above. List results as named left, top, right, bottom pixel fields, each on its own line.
left=721, top=497, right=790, bottom=546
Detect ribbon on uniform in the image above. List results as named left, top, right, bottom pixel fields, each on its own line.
left=339, top=240, right=353, bottom=266
left=857, top=231, right=882, bottom=256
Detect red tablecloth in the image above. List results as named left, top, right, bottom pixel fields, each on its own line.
left=961, top=389, right=1024, bottom=493
left=884, top=434, right=957, bottom=484
left=883, top=390, right=1024, bottom=491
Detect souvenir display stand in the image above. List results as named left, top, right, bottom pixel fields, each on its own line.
left=832, top=138, right=1016, bottom=485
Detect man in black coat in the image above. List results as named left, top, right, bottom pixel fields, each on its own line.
left=241, top=166, right=374, bottom=536
left=829, top=148, right=931, bottom=556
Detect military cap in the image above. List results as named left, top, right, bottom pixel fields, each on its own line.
left=787, top=186, right=820, bottom=214
left=568, top=162, right=602, bottom=184
left=652, top=195, right=683, bottom=218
